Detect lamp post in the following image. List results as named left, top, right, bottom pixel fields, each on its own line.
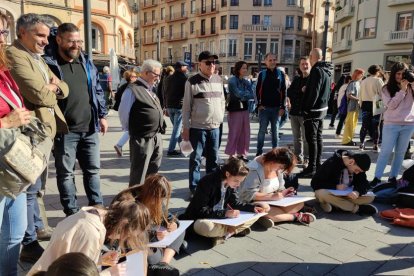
left=156, top=30, right=160, bottom=62
left=322, top=0, right=330, bottom=60
left=258, top=45, right=262, bottom=72
left=83, top=0, right=92, bottom=60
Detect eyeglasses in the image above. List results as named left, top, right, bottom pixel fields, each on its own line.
left=65, top=39, right=84, bottom=45
left=0, top=29, right=9, bottom=37
left=202, top=60, right=218, bottom=66
left=149, top=71, right=160, bottom=78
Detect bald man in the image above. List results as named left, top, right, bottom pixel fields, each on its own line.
left=298, top=48, right=333, bottom=178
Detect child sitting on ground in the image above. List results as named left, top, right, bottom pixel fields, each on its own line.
left=311, top=150, right=377, bottom=215
left=32, top=253, right=99, bottom=276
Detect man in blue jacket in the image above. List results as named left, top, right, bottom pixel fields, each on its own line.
left=43, top=23, right=108, bottom=216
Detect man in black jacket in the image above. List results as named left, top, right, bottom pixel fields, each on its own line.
left=299, top=48, right=333, bottom=178
left=163, top=61, right=188, bottom=156
left=311, top=150, right=377, bottom=216
left=287, top=57, right=310, bottom=167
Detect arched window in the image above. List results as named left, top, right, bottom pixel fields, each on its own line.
left=91, top=24, right=103, bottom=53
left=126, top=34, right=132, bottom=56
left=118, top=29, right=125, bottom=55
left=1, top=9, right=15, bottom=45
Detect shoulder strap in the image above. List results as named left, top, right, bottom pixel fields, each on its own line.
left=0, top=89, right=18, bottom=110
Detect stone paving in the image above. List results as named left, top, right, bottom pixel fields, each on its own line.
left=19, top=111, right=414, bottom=276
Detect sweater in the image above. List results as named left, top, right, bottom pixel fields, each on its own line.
left=359, top=76, right=384, bottom=102
left=382, top=85, right=414, bottom=125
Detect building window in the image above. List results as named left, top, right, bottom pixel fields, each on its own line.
left=201, top=0, right=206, bottom=13
left=297, top=16, right=303, bottom=31
left=263, top=0, right=272, bottom=6
left=305, top=41, right=311, bottom=56
left=283, top=40, right=293, bottom=60
left=228, top=39, right=237, bottom=56
left=230, top=0, right=239, bottom=6
left=230, top=15, right=239, bottom=29
left=152, top=10, right=155, bottom=22
left=152, top=50, right=156, bottom=59
left=364, top=18, right=376, bottom=38
left=221, top=15, right=227, bottom=30
left=212, top=0, right=217, bottom=10
left=161, top=8, right=165, bottom=20
left=190, top=21, right=195, bottom=34
left=263, top=15, right=271, bottom=26
left=91, top=24, right=103, bottom=52
left=287, top=0, right=297, bottom=5
left=244, top=38, right=253, bottom=59
left=222, top=0, right=227, bottom=7
left=256, top=38, right=267, bottom=55
left=220, top=39, right=226, bottom=54
left=191, top=0, right=196, bottom=14
left=211, top=17, right=216, bottom=34
left=253, top=0, right=262, bottom=6
left=270, top=38, right=278, bottom=55
left=252, top=15, right=260, bottom=25
left=181, top=3, right=186, bottom=17
left=181, top=23, right=185, bottom=37
left=210, top=41, right=215, bottom=53
left=200, top=41, right=205, bottom=51
left=356, top=20, right=362, bottom=39
left=397, top=12, right=413, bottom=31
left=169, top=25, right=173, bottom=39
left=144, top=12, right=148, bottom=24
left=285, top=15, right=294, bottom=30
left=201, top=19, right=206, bottom=35
left=161, top=26, right=165, bottom=38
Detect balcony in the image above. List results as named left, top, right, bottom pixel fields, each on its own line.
left=196, top=28, right=218, bottom=37
left=280, top=54, right=298, bottom=63
left=141, top=20, right=158, bottom=27
left=165, top=32, right=188, bottom=42
left=166, top=0, right=179, bottom=2
left=166, top=11, right=188, bottom=22
left=287, top=2, right=304, bottom=12
left=242, top=24, right=282, bottom=32
left=332, top=39, right=352, bottom=53
left=388, top=0, right=414, bottom=6
left=334, top=4, right=354, bottom=23
left=283, top=28, right=311, bottom=36
left=142, top=36, right=157, bottom=45
left=383, top=29, right=414, bottom=44
left=140, top=0, right=158, bottom=10
left=196, top=5, right=219, bottom=16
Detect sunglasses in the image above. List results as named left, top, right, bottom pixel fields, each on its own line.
left=202, top=60, right=218, bottom=66
left=0, top=29, right=9, bottom=37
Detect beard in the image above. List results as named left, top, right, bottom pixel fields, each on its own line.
left=63, top=47, right=80, bottom=60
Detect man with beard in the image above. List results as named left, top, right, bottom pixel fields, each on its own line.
left=43, top=23, right=108, bottom=216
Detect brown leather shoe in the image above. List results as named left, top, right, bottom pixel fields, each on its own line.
left=36, top=227, right=54, bottom=241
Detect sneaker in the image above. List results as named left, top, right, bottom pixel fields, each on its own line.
left=335, top=134, right=343, bottom=139
left=342, top=141, right=357, bottom=146
left=114, top=145, right=122, bottom=157
left=302, top=159, right=309, bottom=169
left=20, top=240, right=44, bottom=263
left=329, top=124, right=335, bottom=129
left=257, top=217, right=274, bottom=229
left=369, top=177, right=381, bottom=188
left=36, top=227, right=54, bottom=241
left=359, top=143, right=365, bottom=151
left=388, top=177, right=397, bottom=185
left=200, top=157, right=206, bottom=168
left=320, top=202, right=332, bottom=213
left=373, top=144, right=380, bottom=152
left=167, top=150, right=182, bottom=157
left=295, top=212, right=316, bottom=225
left=358, top=204, right=378, bottom=216
left=234, top=227, right=251, bottom=237
left=211, top=236, right=226, bottom=247
left=148, top=262, right=179, bottom=276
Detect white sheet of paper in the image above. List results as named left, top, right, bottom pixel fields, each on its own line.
left=149, top=220, right=193, bottom=248
left=206, top=211, right=267, bottom=226
left=328, top=189, right=374, bottom=197
left=399, top=192, right=414, bottom=196
left=256, top=196, right=315, bottom=207
left=126, top=251, right=145, bottom=276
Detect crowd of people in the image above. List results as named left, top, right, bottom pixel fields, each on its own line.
left=1, top=11, right=414, bottom=276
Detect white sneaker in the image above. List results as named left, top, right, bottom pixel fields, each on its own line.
left=201, top=157, right=206, bottom=168
left=335, top=134, right=343, bottom=139
left=320, top=202, right=332, bottom=213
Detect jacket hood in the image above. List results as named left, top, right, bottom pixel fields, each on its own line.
left=314, top=61, right=334, bottom=77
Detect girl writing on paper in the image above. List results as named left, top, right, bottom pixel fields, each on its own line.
left=110, top=174, right=183, bottom=274
left=28, top=196, right=151, bottom=276
left=182, top=157, right=270, bottom=247
left=238, top=148, right=316, bottom=228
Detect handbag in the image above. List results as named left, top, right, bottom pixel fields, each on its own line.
left=373, top=92, right=385, bottom=116
left=0, top=90, right=53, bottom=199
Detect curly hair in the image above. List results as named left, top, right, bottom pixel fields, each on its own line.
left=262, top=147, right=297, bottom=174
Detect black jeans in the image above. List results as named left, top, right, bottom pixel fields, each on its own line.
left=304, top=118, right=324, bottom=170
left=360, top=101, right=375, bottom=144
left=335, top=113, right=347, bottom=135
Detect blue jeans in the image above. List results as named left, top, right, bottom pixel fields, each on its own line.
left=375, top=124, right=414, bottom=179
left=54, top=132, right=103, bottom=216
left=22, top=176, right=44, bottom=245
left=189, top=128, right=220, bottom=190
left=257, top=107, right=280, bottom=155
left=0, top=193, right=27, bottom=276
left=167, top=108, right=183, bottom=153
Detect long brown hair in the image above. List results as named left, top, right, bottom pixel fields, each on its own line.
left=0, top=11, right=10, bottom=69
left=104, top=197, right=151, bottom=251
left=262, top=147, right=297, bottom=174
left=111, top=174, right=172, bottom=226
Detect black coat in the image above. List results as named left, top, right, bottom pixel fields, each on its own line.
left=163, top=71, right=187, bottom=109
left=182, top=169, right=256, bottom=220
left=287, top=75, right=308, bottom=116
left=311, top=150, right=370, bottom=195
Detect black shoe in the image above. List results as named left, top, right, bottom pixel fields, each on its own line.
left=297, top=168, right=316, bottom=178
left=167, top=150, right=182, bottom=157
left=234, top=227, right=251, bottom=237
left=188, top=189, right=195, bottom=200
left=358, top=204, right=378, bottom=216
left=256, top=152, right=262, bottom=157
left=148, top=262, right=179, bottom=276
left=388, top=177, right=397, bottom=185
left=342, top=141, right=357, bottom=146
left=20, top=240, right=44, bottom=263
left=369, top=177, right=381, bottom=188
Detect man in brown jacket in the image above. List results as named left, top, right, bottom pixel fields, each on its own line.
left=6, top=13, right=69, bottom=263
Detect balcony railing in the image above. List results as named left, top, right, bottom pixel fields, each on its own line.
left=283, top=28, right=311, bottom=36
left=196, top=5, right=219, bottom=15
left=332, top=39, right=352, bottom=53
left=165, top=32, right=188, bottom=41
left=388, top=0, right=414, bottom=6
left=334, top=4, right=354, bottom=23
left=140, top=0, right=158, bottom=10
left=142, top=36, right=157, bottom=45
left=166, top=11, right=188, bottom=22
left=141, top=20, right=158, bottom=27
left=242, top=24, right=282, bottom=32
left=383, top=29, right=414, bottom=44
left=196, top=28, right=218, bottom=37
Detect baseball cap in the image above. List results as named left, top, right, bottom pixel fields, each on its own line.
left=198, top=51, right=218, bottom=62
left=175, top=61, right=189, bottom=68
left=348, top=152, right=371, bottom=171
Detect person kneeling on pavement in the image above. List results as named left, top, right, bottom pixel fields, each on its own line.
left=311, top=150, right=377, bottom=215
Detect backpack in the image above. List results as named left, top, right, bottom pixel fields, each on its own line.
left=338, top=92, right=348, bottom=116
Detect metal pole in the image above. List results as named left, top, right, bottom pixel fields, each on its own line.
left=157, top=30, right=160, bottom=61
left=322, top=0, right=330, bottom=60
left=258, top=45, right=262, bottom=72
left=83, top=0, right=93, bottom=60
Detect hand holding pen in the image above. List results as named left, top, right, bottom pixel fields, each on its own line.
left=225, top=203, right=240, bottom=218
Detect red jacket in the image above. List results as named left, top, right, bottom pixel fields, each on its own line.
left=0, top=70, right=24, bottom=118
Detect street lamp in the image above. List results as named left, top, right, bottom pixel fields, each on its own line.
left=322, top=0, right=330, bottom=60
left=258, top=45, right=262, bottom=72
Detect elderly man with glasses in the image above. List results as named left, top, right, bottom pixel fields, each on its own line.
left=182, top=51, right=225, bottom=198
left=119, top=59, right=165, bottom=186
